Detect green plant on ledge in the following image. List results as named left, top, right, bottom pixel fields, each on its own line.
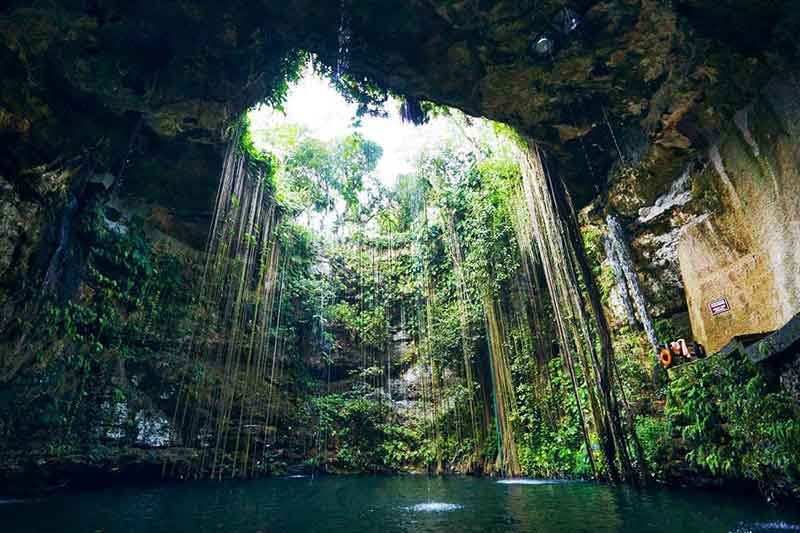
left=666, top=352, right=800, bottom=501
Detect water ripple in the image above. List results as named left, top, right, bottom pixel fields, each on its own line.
left=730, top=522, right=800, bottom=533
left=404, top=502, right=463, bottom=512
left=497, top=478, right=577, bottom=485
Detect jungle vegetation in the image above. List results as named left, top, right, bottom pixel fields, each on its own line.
left=0, top=70, right=797, bottom=504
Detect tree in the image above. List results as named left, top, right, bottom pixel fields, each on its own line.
left=283, top=133, right=383, bottom=221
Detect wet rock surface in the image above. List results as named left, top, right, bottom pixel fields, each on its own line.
left=0, top=1, right=796, bottom=328
left=1, top=0, right=797, bottom=212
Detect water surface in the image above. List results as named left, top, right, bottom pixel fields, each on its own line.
left=1, top=475, right=797, bottom=532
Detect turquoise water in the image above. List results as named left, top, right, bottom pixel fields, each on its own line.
left=1, top=476, right=798, bottom=532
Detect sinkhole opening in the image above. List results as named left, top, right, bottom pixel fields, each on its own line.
left=4, top=0, right=800, bottom=516
left=244, top=64, right=500, bottom=243
left=159, top=57, right=664, bottom=483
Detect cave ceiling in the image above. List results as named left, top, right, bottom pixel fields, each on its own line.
left=0, top=0, right=797, bottom=243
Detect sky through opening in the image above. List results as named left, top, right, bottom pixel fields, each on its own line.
left=248, top=66, right=474, bottom=189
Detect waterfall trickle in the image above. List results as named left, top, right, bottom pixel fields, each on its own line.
left=336, top=0, right=352, bottom=83
left=172, top=130, right=286, bottom=480
left=605, top=214, right=659, bottom=353
left=603, top=233, right=638, bottom=327
left=483, top=294, right=521, bottom=477
left=513, top=143, right=598, bottom=478
left=42, top=195, right=78, bottom=293
left=512, top=140, right=649, bottom=484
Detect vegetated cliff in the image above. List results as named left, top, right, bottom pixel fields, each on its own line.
left=1, top=0, right=799, bottom=497
left=578, top=72, right=800, bottom=502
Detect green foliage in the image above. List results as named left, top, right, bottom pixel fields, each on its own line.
left=312, top=59, right=390, bottom=120
left=634, top=415, right=671, bottom=481
left=654, top=318, right=676, bottom=344
left=283, top=133, right=382, bottom=220
left=0, top=209, right=196, bottom=460
left=596, top=262, right=616, bottom=306
left=666, top=353, right=800, bottom=500
left=515, top=359, right=590, bottom=479
left=613, top=326, right=661, bottom=402
left=581, top=224, right=604, bottom=273
left=241, top=46, right=308, bottom=112
left=313, top=385, right=421, bottom=472
left=380, top=424, right=424, bottom=470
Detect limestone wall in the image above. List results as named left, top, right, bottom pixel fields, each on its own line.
left=678, top=76, right=800, bottom=352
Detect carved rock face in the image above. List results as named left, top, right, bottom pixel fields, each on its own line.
left=2, top=0, right=795, bottom=197
left=0, top=1, right=797, bottom=343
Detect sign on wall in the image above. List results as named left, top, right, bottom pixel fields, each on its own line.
left=709, top=297, right=731, bottom=316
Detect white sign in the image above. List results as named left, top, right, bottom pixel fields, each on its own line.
left=709, top=297, right=731, bottom=316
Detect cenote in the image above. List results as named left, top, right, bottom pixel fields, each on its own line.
left=1, top=1, right=800, bottom=530
left=2, top=477, right=800, bottom=533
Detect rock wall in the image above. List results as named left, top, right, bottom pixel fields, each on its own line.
left=678, top=75, right=800, bottom=352
left=0, top=159, right=75, bottom=346
left=1, top=0, right=799, bottom=365
left=593, top=71, right=800, bottom=355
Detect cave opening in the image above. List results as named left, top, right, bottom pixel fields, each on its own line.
left=152, top=59, right=658, bottom=485
left=2, top=1, right=800, bottom=528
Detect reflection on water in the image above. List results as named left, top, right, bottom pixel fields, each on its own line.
left=497, top=478, right=578, bottom=485
left=0, top=476, right=797, bottom=533
left=730, top=522, right=800, bottom=533
left=403, top=502, right=463, bottom=512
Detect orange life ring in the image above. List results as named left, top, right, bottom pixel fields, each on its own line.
left=659, top=347, right=672, bottom=367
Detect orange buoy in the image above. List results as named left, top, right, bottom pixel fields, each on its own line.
left=659, top=347, right=672, bottom=367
